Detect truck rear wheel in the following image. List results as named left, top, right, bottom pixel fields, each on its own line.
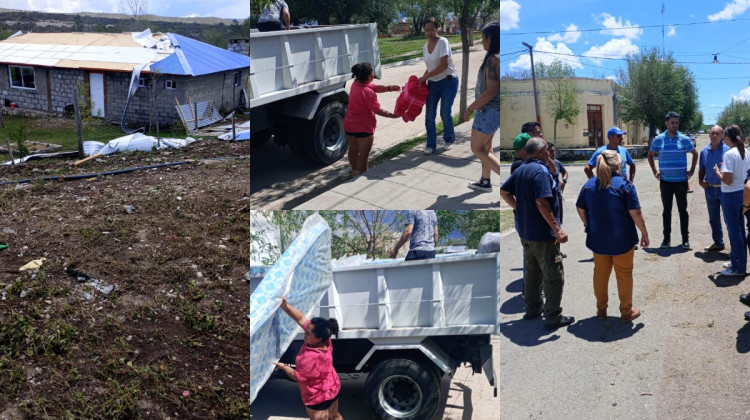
left=365, top=358, right=440, bottom=420
left=303, top=101, right=348, bottom=164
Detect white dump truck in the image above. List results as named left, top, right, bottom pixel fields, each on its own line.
left=251, top=252, right=500, bottom=419
left=249, top=24, right=381, bottom=164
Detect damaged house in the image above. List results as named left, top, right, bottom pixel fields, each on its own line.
left=0, top=30, right=250, bottom=129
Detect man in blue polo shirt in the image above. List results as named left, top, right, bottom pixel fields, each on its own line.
left=584, top=127, right=636, bottom=181
left=647, top=111, right=699, bottom=249
left=500, top=137, right=575, bottom=330
left=698, top=125, right=729, bottom=252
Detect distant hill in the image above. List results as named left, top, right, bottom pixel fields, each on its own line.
left=0, top=8, right=250, bottom=46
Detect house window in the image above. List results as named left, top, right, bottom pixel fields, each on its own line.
left=164, top=80, right=176, bottom=90
left=9, top=66, right=35, bottom=89
left=234, top=72, right=241, bottom=86
left=138, top=78, right=148, bottom=88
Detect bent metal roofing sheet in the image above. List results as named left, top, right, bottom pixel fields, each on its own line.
left=0, top=31, right=248, bottom=75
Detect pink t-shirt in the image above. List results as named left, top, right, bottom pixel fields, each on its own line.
left=295, top=320, right=341, bottom=406
left=343, top=81, right=380, bottom=134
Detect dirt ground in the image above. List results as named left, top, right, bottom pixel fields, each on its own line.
left=0, top=138, right=250, bottom=418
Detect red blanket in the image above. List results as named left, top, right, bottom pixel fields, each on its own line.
left=393, top=75, right=429, bottom=122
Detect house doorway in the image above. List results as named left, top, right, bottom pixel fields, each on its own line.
left=587, top=104, right=602, bottom=147
left=90, top=73, right=105, bottom=117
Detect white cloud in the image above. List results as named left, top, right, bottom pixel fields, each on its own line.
left=597, top=13, right=643, bottom=39
left=667, top=25, right=676, bottom=36
left=605, top=75, right=618, bottom=81
left=509, top=37, right=583, bottom=71
left=13, top=0, right=117, bottom=13
left=583, top=38, right=639, bottom=65
left=547, top=24, right=581, bottom=43
left=709, top=104, right=722, bottom=108
left=709, top=0, right=750, bottom=21
left=500, top=0, right=521, bottom=30
left=732, top=86, right=750, bottom=101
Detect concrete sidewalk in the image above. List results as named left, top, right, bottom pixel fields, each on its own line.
left=295, top=121, right=500, bottom=210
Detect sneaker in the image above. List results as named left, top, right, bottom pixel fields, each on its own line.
left=424, top=147, right=434, bottom=155
left=620, top=307, right=642, bottom=323
left=740, top=293, right=750, bottom=307
left=681, top=242, right=691, bottom=250
left=544, top=315, right=575, bottom=330
left=720, top=269, right=746, bottom=277
left=444, top=143, right=453, bottom=151
left=660, top=240, right=670, bottom=249
left=468, top=179, right=492, bottom=193
left=596, top=309, right=607, bottom=320
left=687, top=189, right=694, bottom=193
left=705, top=243, right=725, bottom=252
left=522, top=309, right=542, bottom=320
left=561, top=252, right=567, bottom=258
left=746, top=311, right=750, bottom=322
left=724, top=262, right=732, bottom=269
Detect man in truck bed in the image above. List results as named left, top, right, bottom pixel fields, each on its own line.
left=391, top=210, right=438, bottom=261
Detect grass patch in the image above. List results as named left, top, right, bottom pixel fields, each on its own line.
left=378, top=33, right=482, bottom=61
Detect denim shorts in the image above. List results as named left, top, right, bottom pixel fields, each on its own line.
left=472, top=106, right=500, bottom=135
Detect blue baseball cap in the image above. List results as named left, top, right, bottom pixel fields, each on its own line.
left=607, top=127, right=626, bottom=137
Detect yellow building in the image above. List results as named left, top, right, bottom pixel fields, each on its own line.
left=500, top=77, right=648, bottom=148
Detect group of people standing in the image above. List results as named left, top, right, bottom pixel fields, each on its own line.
left=501, top=110, right=750, bottom=329
left=343, top=19, right=501, bottom=193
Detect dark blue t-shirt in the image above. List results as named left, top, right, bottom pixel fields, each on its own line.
left=501, top=159, right=560, bottom=241
left=576, top=176, right=641, bottom=255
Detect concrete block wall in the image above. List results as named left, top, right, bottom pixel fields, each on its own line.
left=106, top=72, right=187, bottom=129
left=184, top=69, right=247, bottom=114
left=228, top=39, right=249, bottom=56
left=49, top=68, right=86, bottom=113
left=0, top=64, right=52, bottom=112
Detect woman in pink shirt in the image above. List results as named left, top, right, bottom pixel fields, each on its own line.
left=274, top=297, right=343, bottom=419
left=344, top=62, right=400, bottom=177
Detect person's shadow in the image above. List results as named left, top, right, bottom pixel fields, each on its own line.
left=694, top=251, right=730, bottom=263
left=567, top=316, right=644, bottom=342
left=737, top=322, right=750, bottom=353
left=708, top=273, right=747, bottom=288
left=642, top=247, right=691, bottom=257
left=499, top=319, right=561, bottom=347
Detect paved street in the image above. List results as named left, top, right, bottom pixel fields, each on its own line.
left=498, top=134, right=750, bottom=418
left=250, top=46, right=487, bottom=209
left=249, top=335, right=500, bottom=419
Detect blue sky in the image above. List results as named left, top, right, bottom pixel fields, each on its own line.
left=7, top=0, right=248, bottom=20
left=500, top=0, right=750, bottom=124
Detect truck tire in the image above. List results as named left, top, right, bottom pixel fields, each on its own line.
left=364, top=358, right=441, bottom=420
left=303, top=101, right=348, bottom=165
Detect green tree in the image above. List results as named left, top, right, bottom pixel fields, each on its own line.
left=617, top=47, right=699, bottom=144
left=436, top=210, right=500, bottom=248
left=536, top=60, right=580, bottom=144
left=72, top=15, right=84, bottom=32
left=717, top=100, right=750, bottom=137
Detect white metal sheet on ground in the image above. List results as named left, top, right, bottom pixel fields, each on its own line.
left=83, top=133, right=195, bottom=156
left=249, top=214, right=333, bottom=404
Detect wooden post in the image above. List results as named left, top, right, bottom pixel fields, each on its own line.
left=0, top=111, right=13, bottom=165
left=73, top=81, right=84, bottom=158
left=231, top=87, right=236, bottom=141
left=192, top=98, right=198, bottom=131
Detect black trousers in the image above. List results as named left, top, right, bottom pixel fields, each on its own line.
left=257, top=21, right=285, bottom=32
left=405, top=250, right=435, bottom=261
left=660, top=179, right=689, bottom=242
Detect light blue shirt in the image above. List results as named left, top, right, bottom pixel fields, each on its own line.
left=588, top=145, right=634, bottom=178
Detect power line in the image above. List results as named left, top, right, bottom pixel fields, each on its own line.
left=533, top=49, right=750, bottom=65
left=501, top=17, right=750, bottom=37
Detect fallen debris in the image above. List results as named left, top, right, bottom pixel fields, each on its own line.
left=19, top=257, right=46, bottom=271
left=65, top=265, right=115, bottom=295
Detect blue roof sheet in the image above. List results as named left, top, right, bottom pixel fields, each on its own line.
left=150, top=33, right=249, bottom=76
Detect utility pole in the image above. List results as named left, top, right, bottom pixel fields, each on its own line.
left=522, top=42, right=541, bottom=123
left=661, top=3, right=665, bottom=57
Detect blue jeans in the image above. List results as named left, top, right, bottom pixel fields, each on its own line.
left=425, top=76, right=458, bottom=149
left=721, top=190, right=746, bottom=273
left=704, top=187, right=724, bottom=246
